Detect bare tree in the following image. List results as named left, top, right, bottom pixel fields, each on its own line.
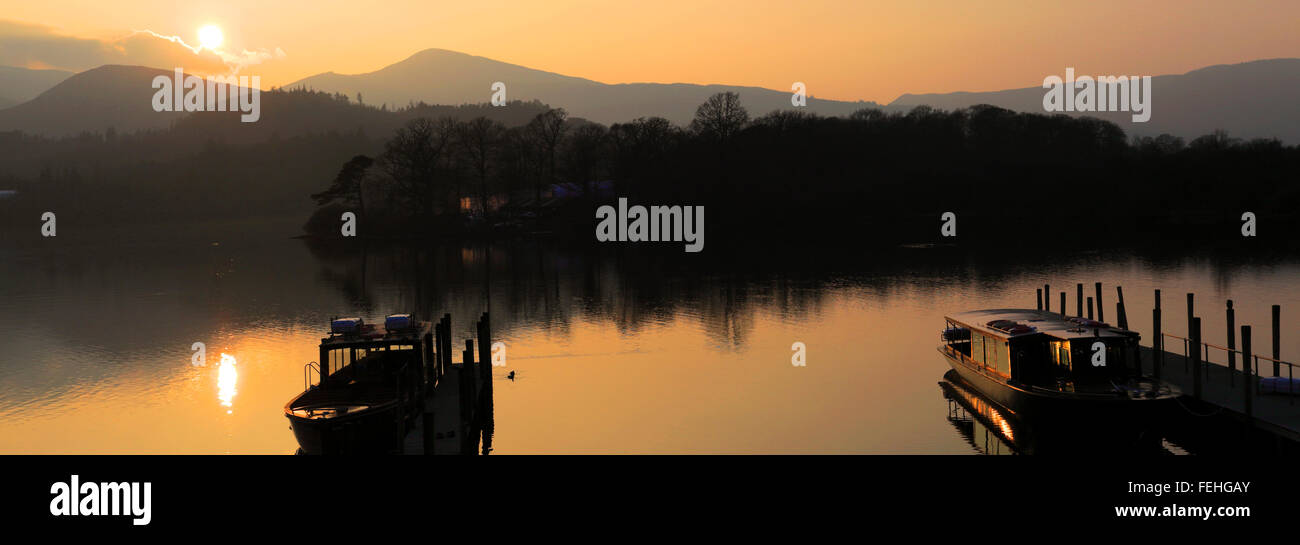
left=690, top=92, right=749, bottom=142
left=456, top=116, right=505, bottom=217
left=379, top=116, right=456, bottom=219
left=563, top=123, right=608, bottom=197
left=526, top=108, right=568, bottom=205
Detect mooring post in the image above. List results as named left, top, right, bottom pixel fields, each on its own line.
left=1272, top=305, right=1281, bottom=377
left=441, top=314, right=452, bottom=377
left=1059, top=292, right=1066, bottom=316
left=464, top=338, right=477, bottom=399
left=442, top=314, right=453, bottom=375
left=1087, top=297, right=1094, bottom=320
left=1076, top=283, right=1084, bottom=317
left=1242, top=325, right=1253, bottom=418
left=422, top=405, right=436, bottom=455
left=1036, top=289, right=1042, bottom=310
left=1226, top=300, right=1237, bottom=385
left=477, top=313, right=492, bottom=384
left=477, top=314, right=492, bottom=406
left=1192, top=317, right=1202, bottom=399
left=463, top=339, right=478, bottom=455
left=1044, top=283, right=1051, bottom=312
left=1186, top=293, right=1194, bottom=353
left=1115, top=286, right=1128, bottom=330
left=1095, top=282, right=1105, bottom=323
left=1153, top=289, right=1162, bottom=380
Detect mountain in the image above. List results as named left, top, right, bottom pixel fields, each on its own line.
left=0, top=65, right=190, bottom=136
left=286, top=48, right=882, bottom=126
left=0, top=66, right=73, bottom=109
left=890, top=59, right=1300, bottom=144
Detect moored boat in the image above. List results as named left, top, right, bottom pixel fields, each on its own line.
left=938, top=309, right=1180, bottom=423
left=285, top=314, right=435, bottom=454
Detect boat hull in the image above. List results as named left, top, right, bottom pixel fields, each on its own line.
left=285, top=399, right=403, bottom=455
left=938, top=345, right=1176, bottom=425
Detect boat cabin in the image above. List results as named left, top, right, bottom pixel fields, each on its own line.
left=942, top=309, right=1140, bottom=391
left=318, top=315, right=435, bottom=386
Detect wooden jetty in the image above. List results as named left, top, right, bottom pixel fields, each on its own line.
left=399, top=312, right=495, bottom=455
left=1036, top=283, right=1299, bottom=452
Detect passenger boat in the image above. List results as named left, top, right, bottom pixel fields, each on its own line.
left=285, top=314, right=435, bottom=454
left=938, top=309, right=1180, bottom=421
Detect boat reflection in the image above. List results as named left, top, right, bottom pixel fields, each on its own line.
left=941, top=371, right=1021, bottom=454
left=940, top=370, right=1179, bottom=455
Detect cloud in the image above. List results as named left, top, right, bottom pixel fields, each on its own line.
left=0, top=20, right=283, bottom=76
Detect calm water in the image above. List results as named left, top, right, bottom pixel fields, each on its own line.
left=3, top=222, right=1299, bottom=454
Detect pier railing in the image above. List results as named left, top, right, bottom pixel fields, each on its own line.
left=1160, top=332, right=1296, bottom=402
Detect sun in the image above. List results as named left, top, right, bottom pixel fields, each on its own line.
left=198, top=25, right=224, bottom=50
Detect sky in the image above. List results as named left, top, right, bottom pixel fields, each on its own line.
left=2, top=0, right=1297, bottom=103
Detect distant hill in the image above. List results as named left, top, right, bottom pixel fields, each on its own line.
left=0, top=65, right=72, bottom=109
left=0, top=65, right=190, bottom=136
left=286, top=48, right=882, bottom=126
left=890, top=59, right=1300, bottom=144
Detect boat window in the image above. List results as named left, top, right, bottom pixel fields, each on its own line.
left=972, top=334, right=985, bottom=364
left=391, top=344, right=414, bottom=351
left=327, top=348, right=352, bottom=375
left=1050, top=340, right=1071, bottom=373
left=991, top=339, right=1010, bottom=377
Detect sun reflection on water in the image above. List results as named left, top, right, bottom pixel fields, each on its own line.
left=217, top=353, right=238, bottom=413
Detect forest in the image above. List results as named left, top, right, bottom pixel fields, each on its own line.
left=2, top=87, right=1297, bottom=248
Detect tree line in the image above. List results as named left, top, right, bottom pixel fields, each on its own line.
left=307, top=91, right=1300, bottom=246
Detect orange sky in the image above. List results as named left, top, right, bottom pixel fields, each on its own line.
left=5, top=0, right=1298, bottom=103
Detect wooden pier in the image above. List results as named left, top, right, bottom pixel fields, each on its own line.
left=1036, top=283, right=1299, bottom=451
left=400, top=312, right=495, bottom=455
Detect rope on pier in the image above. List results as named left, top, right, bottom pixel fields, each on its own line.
left=1173, top=395, right=1224, bottom=418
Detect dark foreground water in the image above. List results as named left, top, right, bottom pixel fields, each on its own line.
left=2, top=221, right=1298, bottom=453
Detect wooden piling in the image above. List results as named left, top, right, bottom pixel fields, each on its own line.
left=1076, top=283, right=1084, bottom=317
left=1186, top=293, right=1194, bottom=351
left=1059, top=292, right=1066, bottom=316
left=1153, top=289, right=1162, bottom=380
left=1227, top=300, right=1237, bottom=382
left=1095, top=282, right=1105, bottom=323
left=1087, top=297, right=1094, bottom=320
left=1115, top=286, right=1128, bottom=330
left=422, top=406, right=436, bottom=455
left=441, top=314, right=452, bottom=376
left=1191, top=317, right=1202, bottom=399
left=1272, top=305, right=1281, bottom=377
left=1036, top=289, right=1042, bottom=310
left=1044, top=284, right=1050, bottom=312
left=1242, top=325, right=1253, bottom=418
left=477, top=313, right=492, bottom=386
left=461, top=339, right=477, bottom=455
left=464, top=338, right=477, bottom=405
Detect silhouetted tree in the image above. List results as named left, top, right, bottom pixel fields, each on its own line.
left=456, top=116, right=505, bottom=217
left=527, top=108, right=568, bottom=205
left=690, top=91, right=749, bottom=142
left=312, top=154, right=374, bottom=214
left=563, top=122, right=608, bottom=196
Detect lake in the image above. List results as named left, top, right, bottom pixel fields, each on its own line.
left=2, top=221, right=1298, bottom=453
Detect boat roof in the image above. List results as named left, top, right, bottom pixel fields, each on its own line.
left=321, top=321, right=432, bottom=348
left=945, top=308, right=1134, bottom=340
